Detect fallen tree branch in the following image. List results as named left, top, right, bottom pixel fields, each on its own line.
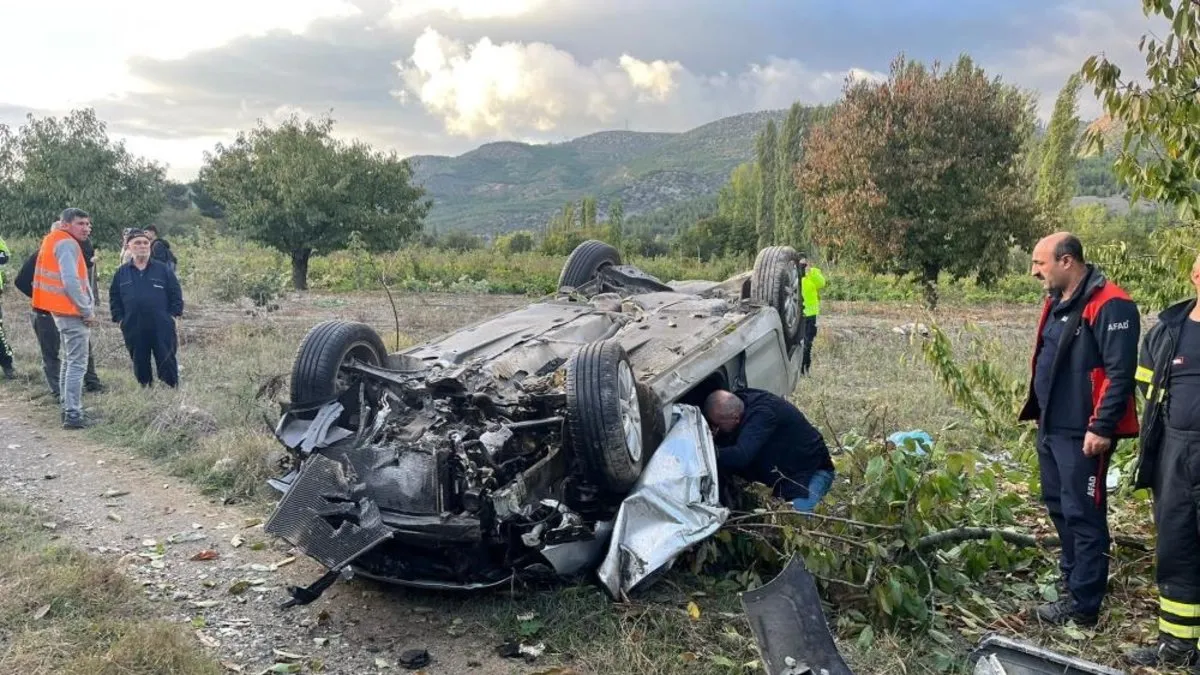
left=726, top=509, right=903, bottom=531
left=914, top=527, right=1150, bottom=553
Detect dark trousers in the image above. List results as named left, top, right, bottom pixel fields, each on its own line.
left=31, top=310, right=99, bottom=395
left=802, top=315, right=818, bottom=373
left=1152, top=427, right=1200, bottom=641
left=1037, top=432, right=1111, bottom=615
left=0, top=304, right=12, bottom=370
left=122, top=321, right=178, bottom=387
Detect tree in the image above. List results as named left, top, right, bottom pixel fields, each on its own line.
left=199, top=115, right=428, bottom=290
left=1081, top=1, right=1200, bottom=218
left=1036, top=74, right=1083, bottom=230
left=1079, top=1, right=1200, bottom=309
left=0, top=109, right=166, bottom=244
left=799, top=55, right=1041, bottom=309
left=581, top=196, right=597, bottom=230
left=775, top=103, right=807, bottom=248
left=755, top=120, right=778, bottom=247
left=607, top=198, right=624, bottom=246
left=718, top=161, right=762, bottom=256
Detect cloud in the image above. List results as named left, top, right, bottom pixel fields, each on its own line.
left=385, top=0, right=549, bottom=23
left=985, top=1, right=1165, bottom=118
left=0, top=0, right=361, bottom=109
left=395, top=28, right=883, bottom=138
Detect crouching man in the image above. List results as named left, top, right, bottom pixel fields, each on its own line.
left=703, top=388, right=835, bottom=511
left=109, top=229, right=183, bottom=387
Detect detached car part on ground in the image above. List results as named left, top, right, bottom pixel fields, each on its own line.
left=264, top=240, right=807, bottom=598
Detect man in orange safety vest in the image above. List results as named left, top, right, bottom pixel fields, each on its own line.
left=32, top=208, right=97, bottom=429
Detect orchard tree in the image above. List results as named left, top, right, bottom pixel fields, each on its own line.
left=1037, top=74, right=1084, bottom=230
left=0, top=109, right=166, bottom=243
left=799, top=55, right=1041, bottom=309
left=199, top=115, right=429, bottom=290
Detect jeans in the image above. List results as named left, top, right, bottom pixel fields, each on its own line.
left=791, top=469, right=835, bottom=512
left=53, top=316, right=90, bottom=418
left=32, top=310, right=99, bottom=395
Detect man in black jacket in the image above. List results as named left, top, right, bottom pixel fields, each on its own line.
left=1019, top=232, right=1141, bottom=628
left=703, top=388, right=835, bottom=511
left=109, top=229, right=183, bottom=387
left=1123, top=253, right=1200, bottom=669
left=144, top=225, right=177, bottom=273
left=14, top=221, right=104, bottom=397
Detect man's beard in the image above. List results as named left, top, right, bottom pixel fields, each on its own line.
left=133, top=254, right=151, bottom=264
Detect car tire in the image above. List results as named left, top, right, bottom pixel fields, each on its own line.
left=566, top=339, right=646, bottom=495
left=559, top=240, right=621, bottom=291
left=751, top=246, right=803, bottom=351
left=289, top=320, right=388, bottom=422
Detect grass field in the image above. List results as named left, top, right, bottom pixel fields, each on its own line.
left=0, top=284, right=1168, bottom=674
left=0, top=498, right=221, bottom=674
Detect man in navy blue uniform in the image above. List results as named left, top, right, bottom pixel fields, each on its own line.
left=703, top=388, right=835, bottom=512
left=1019, top=232, right=1140, bottom=628
left=109, top=229, right=183, bottom=387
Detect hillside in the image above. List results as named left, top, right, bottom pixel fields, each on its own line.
left=408, top=110, right=790, bottom=233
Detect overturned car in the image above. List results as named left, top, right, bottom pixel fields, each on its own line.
left=264, top=240, right=807, bottom=596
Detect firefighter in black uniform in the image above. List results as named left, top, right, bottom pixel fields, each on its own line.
left=1124, top=253, right=1200, bottom=669
left=108, top=229, right=183, bottom=387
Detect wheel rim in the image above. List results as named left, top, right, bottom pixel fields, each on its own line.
left=335, top=343, right=381, bottom=394
left=617, top=361, right=643, bottom=464
left=783, top=265, right=800, bottom=331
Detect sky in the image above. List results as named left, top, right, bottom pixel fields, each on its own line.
left=0, top=0, right=1161, bottom=180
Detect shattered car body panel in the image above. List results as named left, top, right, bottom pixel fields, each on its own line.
left=597, top=403, right=728, bottom=599
left=265, top=251, right=804, bottom=591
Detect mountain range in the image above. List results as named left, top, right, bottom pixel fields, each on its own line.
left=408, top=110, right=789, bottom=233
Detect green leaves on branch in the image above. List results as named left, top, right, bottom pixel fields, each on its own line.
left=1081, top=1, right=1200, bottom=218
left=0, top=109, right=166, bottom=243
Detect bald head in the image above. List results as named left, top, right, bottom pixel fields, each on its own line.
left=703, top=390, right=745, bottom=434
left=1031, top=231, right=1087, bottom=295
left=1192, top=252, right=1200, bottom=296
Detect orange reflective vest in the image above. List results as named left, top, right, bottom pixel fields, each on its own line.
left=32, top=229, right=88, bottom=317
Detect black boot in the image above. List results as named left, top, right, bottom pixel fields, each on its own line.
left=1035, top=598, right=1098, bottom=627
left=1123, top=635, right=1199, bottom=668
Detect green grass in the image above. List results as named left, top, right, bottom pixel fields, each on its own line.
left=0, top=499, right=221, bottom=674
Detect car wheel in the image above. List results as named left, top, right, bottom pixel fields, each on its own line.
left=290, top=320, right=388, bottom=422
left=566, top=339, right=646, bottom=495
left=751, top=246, right=803, bottom=351
left=558, top=240, right=621, bottom=291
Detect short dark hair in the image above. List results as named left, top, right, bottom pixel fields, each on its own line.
left=1054, top=235, right=1085, bottom=264
left=144, top=225, right=159, bottom=234
left=60, top=207, right=90, bottom=224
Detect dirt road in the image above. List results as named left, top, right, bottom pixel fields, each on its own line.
left=0, top=394, right=537, bottom=675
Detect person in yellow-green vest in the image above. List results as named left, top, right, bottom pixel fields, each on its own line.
left=799, top=253, right=825, bottom=375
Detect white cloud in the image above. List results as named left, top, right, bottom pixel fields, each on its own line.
left=395, top=28, right=883, bottom=138
left=989, top=2, right=1165, bottom=120
left=0, top=0, right=359, bottom=108
left=385, top=0, right=547, bottom=24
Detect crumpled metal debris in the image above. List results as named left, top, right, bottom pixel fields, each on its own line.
left=597, top=403, right=728, bottom=598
